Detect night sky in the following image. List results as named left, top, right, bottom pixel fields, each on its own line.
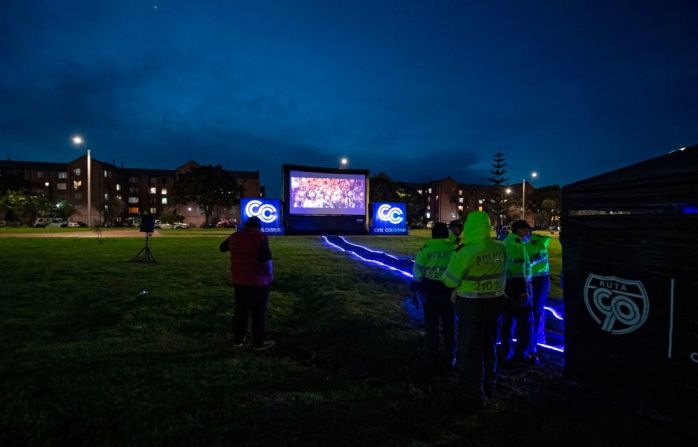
left=1, top=0, right=696, bottom=196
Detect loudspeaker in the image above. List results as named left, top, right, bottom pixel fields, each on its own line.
left=140, top=215, right=155, bottom=233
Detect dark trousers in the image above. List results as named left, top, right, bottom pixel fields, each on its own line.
left=422, top=281, right=455, bottom=363
left=531, top=275, right=550, bottom=351
left=500, top=279, right=534, bottom=360
left=233, top=285, right=269, bottom=346
left=456, top=296, right=506, bottom=400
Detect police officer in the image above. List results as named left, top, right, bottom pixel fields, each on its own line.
left=500, top=219, right=535, bottom=365
left=442, top=211, right=507, bottom=408
left=411, top=222, right=456, bottom=368
left=448, top=220, right=463, bottom=245
left=525, top=231, right=552, bottom=355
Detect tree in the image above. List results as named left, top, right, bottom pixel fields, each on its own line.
left=369, top=175, right=400, bottom=203
left=530, top=185, right=561, bottom=228
left=487, top=152, right=509, bottom=224
left=103, top=196, right=126, bottom=226
left=397, top=183, right=427, bottom=227
left=488, top=152, right=509, bottom=186
left=54, top=200, right=78, bottom=221
left=173, top=165, right=243, bottom=226
left=158, top=208, right=183, bottom=224
left=0, top=190, right=52, bottom=225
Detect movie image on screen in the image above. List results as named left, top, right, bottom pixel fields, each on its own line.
left=289, top=170, right=366, bottom=216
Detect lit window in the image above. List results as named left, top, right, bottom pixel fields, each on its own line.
left=417, top=189, right=422, bottom=195
left=73, top=168, right=81, bottom=176
left=44, top=182, right=50, bottom=187
left=426, top=205, right=430, bottom=210
left=426, top=212, right=431, bottom=219
left=58, top=172, right=68, bottom=179
left=161, top=197, right=168, bottom=205
left=459, top=190, right=462, bottom=195
left=150, top=207, right=157, bottom=214
left=128, top=207, right=139, bottom=214
left=104, top=170, right=109, bottom=178
left=458, top=205, right=463, bottom=211
left=161, top=188, right=167, bottom=195
left=104, top=193, right=109, bottom=199
left=116, top=195, right=122, bottom=200
left=428, top=188, right=432, bottom=194
left=150, top=187, right=157, bottom=194
left=458, top=197, right=463, bottom=203
left=73, top=180, right=82, bottom=190
left=128, top=197, right=139, bottom=204
left=436, top=195, right=439, bottom=200
left=57, top=183, right=67, bottom=190
left=116, top=184, right=121, bottom=191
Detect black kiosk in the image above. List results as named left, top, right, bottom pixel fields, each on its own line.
left=561, top=144, right=698, bottom=422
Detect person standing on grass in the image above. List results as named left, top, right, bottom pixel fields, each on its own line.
left=442, top=211, right=507, bottom=409
left=219, top=216, right=275, bottom=350
left=411, top=222, right=457, bottom=370
left=525, top=231, right=552, bottom=356
left=500, top=219, right=535, bottom=365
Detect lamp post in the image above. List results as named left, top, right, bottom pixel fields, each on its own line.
left=340, top=157, right=349, bottom=169
left=72, top=135, right=92, bottom=227
left=522, top=171, right=538, bottom=221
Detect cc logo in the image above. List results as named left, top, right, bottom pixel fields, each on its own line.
left=245, top=200, right=277, bottom=223
left=377, top=204, right=404, bottom=225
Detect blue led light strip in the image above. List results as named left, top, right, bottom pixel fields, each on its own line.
left=322, top=235, right=565, bottom=353
left=337, top=236, right=402, bottom=260
left=322, top=236, right=413, bottom=279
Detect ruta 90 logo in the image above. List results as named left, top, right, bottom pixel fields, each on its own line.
left=583, top=274, right=649, bottom=335
left=377, top=204, right=404, bottom=224
left=245, top=200, right=278, bottom=223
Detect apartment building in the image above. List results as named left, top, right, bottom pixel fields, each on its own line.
left=0, top=157, right=262, bottom=226
left=374, top=175, right=535, bottom=226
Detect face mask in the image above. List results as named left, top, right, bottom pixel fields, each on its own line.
left=517, top=229, right=531, bottom=243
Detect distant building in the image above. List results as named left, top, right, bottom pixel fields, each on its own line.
left=0, top=157, right=262, bottom=226
left=370, top=175, right=536, bottom=227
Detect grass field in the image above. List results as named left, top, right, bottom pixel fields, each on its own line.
left=0, top=233, right=684, bottom=445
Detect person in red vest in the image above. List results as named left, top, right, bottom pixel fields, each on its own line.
left=219, top=216, right=275, bottom=350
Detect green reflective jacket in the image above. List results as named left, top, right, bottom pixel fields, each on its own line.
left=525, top=233, right=551, bottom=276
left=412, top=238, right=456, bottom=281
left=442, top=211, right=507, bottom=298
left=503, top=232, right=532, bottom=280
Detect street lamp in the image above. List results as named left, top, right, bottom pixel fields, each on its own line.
left=72, top=135, right=92, bottom=227
left=340, top=157, right=348, bottom=168
left=522, top=171, right=538, bottom=221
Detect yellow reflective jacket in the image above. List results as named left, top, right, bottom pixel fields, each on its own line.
left=442, top=211, right=507, bottom=298
left=526, top=233, right=551, bottom=276
left=412, top=238, right=456, bottom=282
left=503, top=232, right=532, bottom=280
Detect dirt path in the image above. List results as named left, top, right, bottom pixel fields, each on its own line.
left=0, top=230, right=151, bottom=238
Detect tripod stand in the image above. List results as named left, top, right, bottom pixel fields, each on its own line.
left=131, top=232, right=156, bottom=263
